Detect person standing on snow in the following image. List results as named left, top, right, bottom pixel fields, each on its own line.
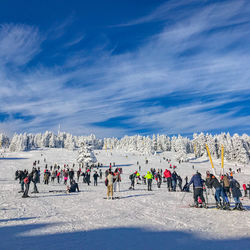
left=93, top=171, right=99, bottom=186
left=230, top=176, right=244, bottom=210
left=22, top=173, right=33, bottom=198
left=171, top=171, right=178, bottom=191
left=207, top=173, right=230, bottom=209
left=106, top=170, right=114, bottom=199
left=113, top=168, right=121, bottom=192
left=164, top=169, right=172, bottom=191
left=31, top=168, right=39, bottom=193
left=145, top=171, right=153, bottom=191
left=129, top=172, right=136, bottom=190
left=186, top=172, right=207, bottom=208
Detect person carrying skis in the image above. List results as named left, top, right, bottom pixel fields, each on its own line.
left=145, top=171, right=153, bottom=191
left=186, top=172, right=207, bottom=208
left=229, top=176, right=244, bottom=210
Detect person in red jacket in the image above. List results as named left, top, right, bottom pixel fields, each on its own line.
left=164, top=169, right=172, bottom=191
left=243, top=184, right=247, bottom=197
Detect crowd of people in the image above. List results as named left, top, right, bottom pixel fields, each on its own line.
left=14, top=158, right=250, bottom=211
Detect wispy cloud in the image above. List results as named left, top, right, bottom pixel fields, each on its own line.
left=0, top=0, right=250, bottom=137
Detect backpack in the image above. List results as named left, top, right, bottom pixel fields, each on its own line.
left=24, top=177, right=30, bottom=184
left=235, top=181, right=240, bottom=189
left=105, top=178, right=108, bottom=186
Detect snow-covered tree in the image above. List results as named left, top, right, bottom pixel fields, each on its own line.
left=77, top=142, right=97, bottom=166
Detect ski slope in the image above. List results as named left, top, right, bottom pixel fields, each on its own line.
left=0, top=148, right=250, bottom=250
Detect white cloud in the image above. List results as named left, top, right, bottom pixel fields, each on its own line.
left=0, top=0, right=250, bottom=137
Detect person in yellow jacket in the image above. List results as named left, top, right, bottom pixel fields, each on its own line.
left=145, top=171, right=153, bottom=191
left=136, top=171, right=141, bottom=184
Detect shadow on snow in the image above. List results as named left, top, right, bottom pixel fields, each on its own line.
left=0, top=223, right=249, bottom=250
left=0, top=157, right=29, bottom=160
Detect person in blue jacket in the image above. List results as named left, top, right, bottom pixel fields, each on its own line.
left=187, top=172, right=206, bottom=208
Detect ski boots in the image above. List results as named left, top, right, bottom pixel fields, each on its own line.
left=202, top=202, right=208, bottom=208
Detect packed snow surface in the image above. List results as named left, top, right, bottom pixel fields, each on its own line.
left=0, top=148, right=250, bottom=250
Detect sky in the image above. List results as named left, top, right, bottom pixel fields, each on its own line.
left=0, top=0, right=250, bottom=138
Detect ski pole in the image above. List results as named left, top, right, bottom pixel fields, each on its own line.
left=181, top=191, right=187, bottom=203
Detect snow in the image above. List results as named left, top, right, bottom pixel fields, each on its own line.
left=0, top=148, right=250, bottom=250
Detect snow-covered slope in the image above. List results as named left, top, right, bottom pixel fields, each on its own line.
left=0, top=148, right=249, bottom=250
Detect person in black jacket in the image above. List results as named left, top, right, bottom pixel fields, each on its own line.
left=229, top=176, right=244, bottom=210
left=67, top=180, right=80, bottom=193
left=207, top=173, right=230, bottom=209
left=93, top=171, right=99, bottom=186
left=16, top=170, right=28, bottom=193
left=187, top=172, right=206, bottom=208
left=69, top=169, right=75, bottom=184
left=31, top=168, right=39, bottom=193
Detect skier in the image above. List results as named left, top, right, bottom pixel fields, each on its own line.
left=177, top=175, right=182, bottom=191
left=221, top=174, right=231, bottom=198
left=186, top=172, right=207, bottom=208
left=99, top=169, right=102, bottom=179
left=31, top=168, right=39, bottom=193
left=164, top=169, right=172, bottom=191
left=22, top=173, right=32, bottom=198
left=230, top=176, right=244, bottom=210
left=129, top=172, right=136, bottom=190
left=93, top=171, right=99, bottom=186
left=207, top=173, right=230, bottom=209
left=243, top=184, right=247, bottom=197
left=85, top=170, right=91, bottom=185
left=113, top=168, right=121, bottom=192
left=69, top=169, right=74, bottom=184
left=15, top=170, right=27, bottom=193
left=56, top=170, right=61, bottom=184
left=155, top=171, right=162, bottom=188
left=106, top=170, right=114, bottom=199
left=171, top=171, right=178, bottom=191
left=77, top=168, right=81, bottom=182
left=145, top=171, right=153, bottom=191
left=44, top=169, right=50, bottom=185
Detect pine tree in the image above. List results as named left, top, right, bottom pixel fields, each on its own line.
left=77, top=142, right=97, bottom=167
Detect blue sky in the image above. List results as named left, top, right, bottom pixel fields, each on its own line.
left=0, top=0, right=250, bottom=138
